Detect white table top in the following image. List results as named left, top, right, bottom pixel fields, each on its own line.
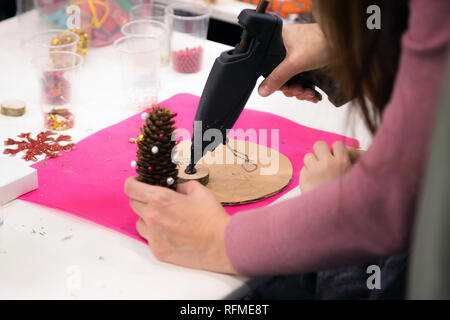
left=0, top=10, right=372, bottom=299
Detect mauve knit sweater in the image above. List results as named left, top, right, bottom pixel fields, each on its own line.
left=225, top=0, right=450, bottom=276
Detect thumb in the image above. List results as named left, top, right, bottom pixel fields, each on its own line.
left=258, top=58, right=300, bottom=97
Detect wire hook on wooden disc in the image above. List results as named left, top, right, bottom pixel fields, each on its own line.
left=226, top=143, right=258, bottom=173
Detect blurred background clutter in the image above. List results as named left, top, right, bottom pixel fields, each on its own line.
left=0, top=0, right=314, bottom=131
left=2, top=1, right=314, bottom=45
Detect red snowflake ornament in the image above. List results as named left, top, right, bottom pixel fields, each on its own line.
left=3, top=131, right=75, bottom=162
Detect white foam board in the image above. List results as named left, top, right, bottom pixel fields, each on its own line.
left=0, top=157, right=38, bottom=205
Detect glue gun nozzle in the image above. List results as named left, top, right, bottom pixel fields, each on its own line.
left=185, top=164, right=197, bottom=175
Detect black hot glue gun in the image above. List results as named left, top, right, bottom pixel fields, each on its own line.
left=186, top=0, right=347, bottom=174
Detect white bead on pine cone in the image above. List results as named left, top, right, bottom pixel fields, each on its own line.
left=151, top=146, right=159, bottom=154
left=171, top=152, right=180, bottom=164
left=166, top=177, right=174, bottom=185
left=141, top=112, right=149, bottom=120
left=130, top=160, right=137, bottom=167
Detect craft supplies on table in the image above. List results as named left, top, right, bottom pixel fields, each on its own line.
left=31, top=51, right=84, bottom=130
left=34, top=0, right=70, bottom=29
left=3, top=131, right=75, bottom=162
left=67, top=28, right=90, bottom=56
left=172, top=46, right=204, bottom=74
left=19, top=93, right=359, bottom=243
left=29, top=0, right=131, bottom=47
left=121, top=20, right=170, bottom=66
left=166, top=2, right=210, bottom=74
left=74, top=0, right=130, bottom=47
left=26, top=29, right=80, bottom=59
left=1, top=99, right=26, bottom=117
left=236, top=0, right=312, bottom=19
left=129, top=3, right=167, bottom=23
left=113, top=35, right=161, bottom=111
left=0, top=158, right=38, bottom=206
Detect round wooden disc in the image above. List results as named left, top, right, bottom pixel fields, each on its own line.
left=176, top=139, right=293, bottom=206
left=1, top=99, right=26, bottom=117
left=178, top=164, right=210, bottom=186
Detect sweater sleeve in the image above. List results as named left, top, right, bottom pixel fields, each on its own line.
left=224, top=0, right=450, bottom=276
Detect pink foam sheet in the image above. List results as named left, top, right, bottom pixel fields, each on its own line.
left=19, top=93, right=359, bottom=242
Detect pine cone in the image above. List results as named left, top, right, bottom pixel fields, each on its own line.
left=136, top=106, right=178, bottom=190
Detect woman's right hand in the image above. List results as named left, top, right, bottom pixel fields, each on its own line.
left=258, top=23, right=329, bottom=103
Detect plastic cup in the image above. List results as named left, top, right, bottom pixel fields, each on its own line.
left=27, top=29, right=80, bottom=59
left=121, top=20, right=170, bottom=67
left=165, top=2, right=211, bottom=74
left=113, top=35, right=161, bottom=111
left=130, top=3, right=167, bottom=23
left=31, top=51, right=83, bottom=131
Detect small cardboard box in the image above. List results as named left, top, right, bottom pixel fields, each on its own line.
left=0, top=158, right=38, bottom=205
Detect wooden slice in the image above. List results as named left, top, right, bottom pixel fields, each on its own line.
left=1, top=99, right=26, bottom=117
left=178, top=164, right=210, bottom=186
left=176, top=139, right=293, bottom=206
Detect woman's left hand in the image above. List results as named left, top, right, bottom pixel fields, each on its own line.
left=299, top=141, right=363, bottom=193
left=124, top=177, right=236, bottom=274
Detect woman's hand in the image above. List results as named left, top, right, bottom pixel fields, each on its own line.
left=299, top=141, right=364, bottom=193
left=124, top=177, right=236, bottom=274
left=258, top=23, right=329, bottom=103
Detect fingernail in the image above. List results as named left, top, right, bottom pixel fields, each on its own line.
left=259, top=85, right=271, bottom=97
left=307, top=92, right=315, bottom=98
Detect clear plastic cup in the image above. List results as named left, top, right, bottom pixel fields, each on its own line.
left=121, top=20, right=170, bottom=67
left=31, top=51, right=84, bottom=131
left=27, top=29, right=80, bottom=59
left=165, top=2, right=211, bottom=74
left=130, top=3, right=167, bottom=23
left=113, top=35, right=161, bottom=111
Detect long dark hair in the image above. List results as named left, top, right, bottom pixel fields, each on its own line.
left=313, top=0, right=410, bottom=133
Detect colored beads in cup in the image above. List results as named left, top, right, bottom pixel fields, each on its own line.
left=172, top=46, right=203, bottom=74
